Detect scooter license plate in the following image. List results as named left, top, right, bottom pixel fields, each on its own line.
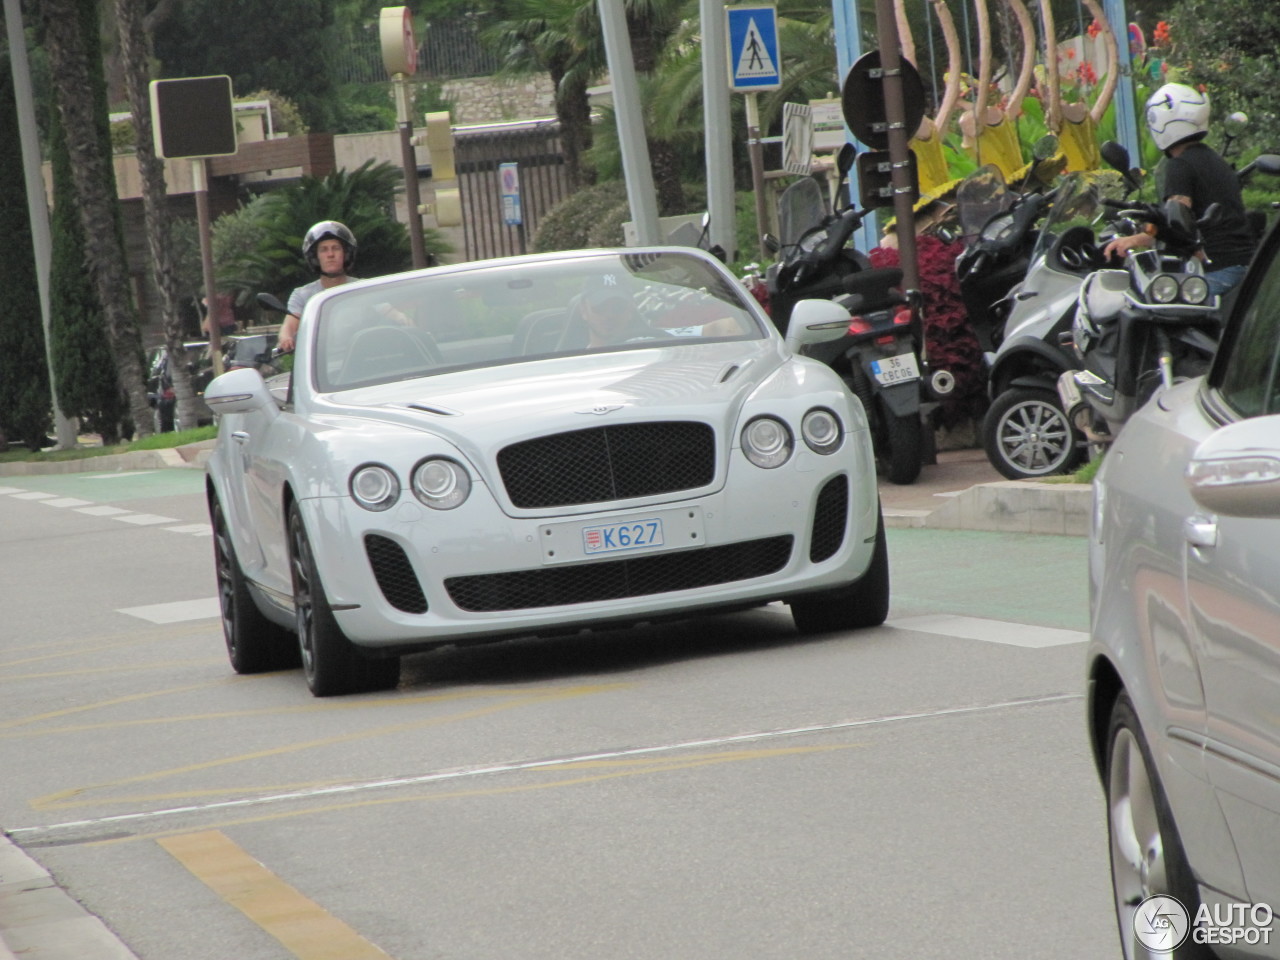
left=871, top=352, right=920, bottom=385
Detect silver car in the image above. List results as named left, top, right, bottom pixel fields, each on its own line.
left=204, top=248, right=888, bottom=697
left=1088, top=224, right=1280, bottom=955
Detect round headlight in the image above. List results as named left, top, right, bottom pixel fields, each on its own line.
left=411, top=457, right=471, bottom=509
left=350, top=464, right=400, bottom=511
left=1181, top=275, right=1210, bottom=305
left=1149, top=274, right=1179, bottom=304
left=741, top=416, right=793, bottom=469
left=801, top=408, right=843, bottom=454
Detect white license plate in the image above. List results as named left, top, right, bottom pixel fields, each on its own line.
left=582, top=518, right=664, bottom=555
left=539, top=507, right=706, bottom=565
left=870, top=352, right=921, bottom=385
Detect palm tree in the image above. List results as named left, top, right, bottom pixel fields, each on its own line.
left=112, top=0, right=202, bottom=431
left=483, top=0, right=597, bottom=189
left=37, top=0, right=153, bottom=437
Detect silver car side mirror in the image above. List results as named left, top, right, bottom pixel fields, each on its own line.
left=1186, top=415, right=1280, bottom=517
left=784, top=299, right=851, bottom=352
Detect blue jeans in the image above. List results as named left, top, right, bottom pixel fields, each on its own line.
left=1207, top=263, right=1248, bottom=299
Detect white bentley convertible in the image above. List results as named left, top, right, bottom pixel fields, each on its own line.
left=204, top=248, right=887, bottom=695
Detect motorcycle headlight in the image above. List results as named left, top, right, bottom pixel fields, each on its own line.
left=350, top=463, right=400, bottom=511
left=801, top=408, right=843, bottom=454
left=741, top=416, right=793, bottom=469
left=1149, top=274, right=1180, bottom=304
left=1181, top=275, right=1210, bottom=305
left=411, top=457, right=471, bottom=510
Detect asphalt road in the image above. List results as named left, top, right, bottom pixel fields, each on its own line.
left=0, top=469, right=1119, bottom=959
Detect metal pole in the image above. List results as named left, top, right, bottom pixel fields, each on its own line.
left=5, top=0, right=77, bottom=448
left=192, top=159, right=224, bottom=377
left=597, top=0, right=661, bottom=245
left=831, top=0, right=878, bottom=253
left=1102, top=0, right=1141, bottom=161
left=700, top=0, right=737, bottom=261
left=872, top=0, right=920, bottom=293
left=745, top=92, right=769, bottom=262
left=394, top=75, right=429, bottom=268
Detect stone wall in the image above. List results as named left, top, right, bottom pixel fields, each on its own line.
left=441, top=75, right=557, bottom=125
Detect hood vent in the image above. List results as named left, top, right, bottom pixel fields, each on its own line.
left=404, top=402, right=460, bottom=417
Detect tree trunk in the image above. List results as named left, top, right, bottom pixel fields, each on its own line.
left=38, top=0, right=153, bottom=438
left=113, top=0, right=199, bottom=431
left=548, top=55, right=593, bottom=190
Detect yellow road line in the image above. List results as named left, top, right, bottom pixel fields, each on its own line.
left=158, top=830, right=393, bottom=960
left=0, top=659, right=227, bottom=681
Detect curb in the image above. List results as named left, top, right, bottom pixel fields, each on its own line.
left=884, top=480, right=1092, bottom=536
left=0, top=444, right=212, bottom=478
left=0, top=832, right=139, bottom=960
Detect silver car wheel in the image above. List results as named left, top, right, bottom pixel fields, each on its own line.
left=1109, top=726, right=1170, bottom=959
left=289, top=512, right=317, bottom=679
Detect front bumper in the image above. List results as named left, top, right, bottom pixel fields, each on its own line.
left=299, top=433, right=879, bottom=649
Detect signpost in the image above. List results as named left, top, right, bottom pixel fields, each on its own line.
left=150, top=75, right=237, bottom=375
left=499, top=161, right=527, bottom=253
left=726, top=4, right=781, bottom=260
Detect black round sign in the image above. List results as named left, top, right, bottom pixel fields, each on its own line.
left=840, top=50, right=927, bottom=151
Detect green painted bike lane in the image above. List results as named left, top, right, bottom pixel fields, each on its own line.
left=0, top=468, right=206, bottom=504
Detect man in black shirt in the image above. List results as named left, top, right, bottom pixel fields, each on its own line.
left=1103, top=83, right=1255, bottom=297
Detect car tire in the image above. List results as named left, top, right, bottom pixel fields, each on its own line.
left=287, top=501, right=399, bottom=697
left=790, top=508, right=889, bottom=633
left=211, top=497, right=299, bottom=674
left=983, top=387, right=1084, bottom=480
left=1105, top=693, right=1211, bottom=960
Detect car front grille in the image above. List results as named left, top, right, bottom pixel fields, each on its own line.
left=497, top=421, right=716, bottom=509
left=809, top=474, right=849, bottom=563
left=444, top=535, right=793, bottom=612
left=365, top=534, right=428, bottom=614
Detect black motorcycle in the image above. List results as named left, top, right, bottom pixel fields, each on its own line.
left=764, top=145, right=950, bottom=484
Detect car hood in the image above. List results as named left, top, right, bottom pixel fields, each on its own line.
left=321, top=340, right=784, bottom=435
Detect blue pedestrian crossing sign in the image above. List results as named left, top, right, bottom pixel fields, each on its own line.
left=726, top=6, right=780, bottom=92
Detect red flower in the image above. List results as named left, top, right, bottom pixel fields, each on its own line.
left=1153, top=21, right=1171, bottom=47
left=1087, top=19, right=1102, bottom=38
left=1079, top=62, right=1098, bottom=85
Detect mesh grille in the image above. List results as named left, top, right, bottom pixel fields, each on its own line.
left=445, top=536, right=793, bottom=612
left=497, top=422, right=716, bottom=509
left=365, top=534, right=428, bottom=614
left=809, top=474, right=849, bottom=563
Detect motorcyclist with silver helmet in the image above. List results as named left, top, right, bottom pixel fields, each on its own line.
left=1103, top=83, right=1257, bottom=297
left=277, top=220, right=358, bottom=352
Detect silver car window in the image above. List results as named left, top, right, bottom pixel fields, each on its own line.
left=309, top=251, right=765, bottom=393
left=1217, top=245, right=1280, bottom=417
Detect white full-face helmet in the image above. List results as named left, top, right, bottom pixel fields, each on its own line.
left=1145, top=83, right=1211, bottom=152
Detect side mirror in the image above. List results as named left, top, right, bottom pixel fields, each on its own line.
left=1100, top=140, right=1131, bottom=175
left=1224, top=111, right=1250, bottom=139
left=256, top=292, right=288, bottom=314
left=204, top=367, right=275, bottom=417
left=836, top=142, right=856, bottom=177
left=1187, top=415, right=1280, bottom=517
left=783, top=298, right=851, bottom=352
left=762, top=233, right=780, bottom=255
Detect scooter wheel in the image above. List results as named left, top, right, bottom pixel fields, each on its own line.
left=882, top=408, right=923, bottom=486
left=983, top=387, right=1084, bottom=480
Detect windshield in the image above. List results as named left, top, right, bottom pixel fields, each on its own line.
left=310, top=251, right=766, bottom=392
left=777, top=177, right=828, bottom=248
left=1029, top=172, right=1108, bottom=263
left=956, top=165, right=1013, bottom=244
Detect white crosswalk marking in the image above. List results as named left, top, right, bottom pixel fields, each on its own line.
left=164, top=524, right=212, bottom=536
left=887, top=615, right=1086, bottom=648
left=0, top=486, right=25, bottom=494
left=39, top=497, right=92, bottom=508
left=9, top=491, right=57, bottom=500
left=75, top=505, right=131, bottom=516
left=112, top=513, right=180, bottom=526
left=117, top=598, right=222, bottom=623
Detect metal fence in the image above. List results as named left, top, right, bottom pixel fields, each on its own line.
left=455, top=120, right=571, bottom=261
left=333, top=19, right=500, bottom=85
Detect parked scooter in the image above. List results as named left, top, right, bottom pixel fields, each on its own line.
left=1059, top=141, right=1280, bottom=443
left=979, top=171, right=1112, bottom=479
left=764, top=144, right=952, bottom=484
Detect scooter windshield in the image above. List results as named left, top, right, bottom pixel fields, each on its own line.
left=956, top=165, right=1012, bottom=245
left=1029, top=172, right=1107, bottom=263
left=777, top=177, right=828, bottom=249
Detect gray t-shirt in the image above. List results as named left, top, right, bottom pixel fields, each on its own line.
left=287, top=277, right=356, bottom=316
